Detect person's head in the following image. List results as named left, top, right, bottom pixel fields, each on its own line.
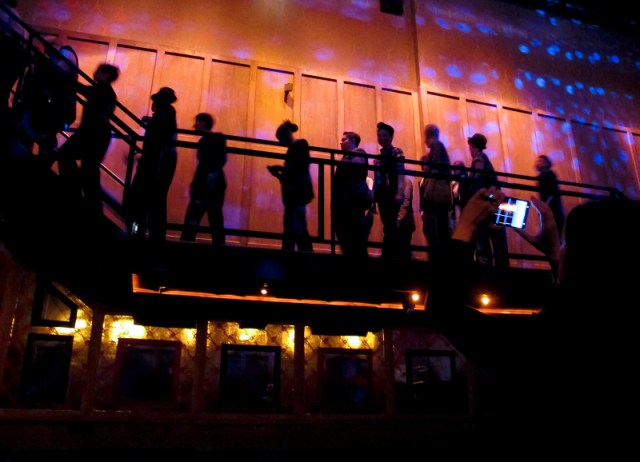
left=559, top=197, right=640, bottom=301
left=194, top=112, right=214, bottom=132
left=93, top=63, right=119, bottom=84
left=151, top=87, right=177, bottom=107
left=275, top=120, right=298, bottom=146
left=424, top=124, right=440, bottom=143
left=377, top=122, right=394, bottom=148
left=467, top=133, right=487, bottom=156
left=535, top=155, right=552, bottom=173
left=340, top=131, right=361, bottom=151
left=51, top=45, right=78, bottom=79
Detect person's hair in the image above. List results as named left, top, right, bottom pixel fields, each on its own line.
left=275, top=119, right=298, bottom=142
left=538, top=154, right=552, bottom=168
left=377, top=122, right=394, bottom=138
left=343, top=131, right=361, bottom=147
left=96, top=63, right=120, bottom=83
left=424, top=124, right=440, bottom=139
left=195, top=112, right=214, bottom=130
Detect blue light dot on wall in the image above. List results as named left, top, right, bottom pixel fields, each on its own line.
left=519, top=44, right=530, bottom=54
left=549, top=17, right=558, bottom=26
left=455, top=23, right=471, bottom=33
left=536, top=77, right=546, bottom=88
left=593, top=153, right=604, bottom=165
left=575, top=82, right=584, bottom=89
left=551, top=77, right=560, bottom=86
left=515, top=78, right=524, bottom=89
left=589, top=87, right=597, bottom=94
left=477, top=24, right=494, bottom=34
left=435, top=18, right=451, bottom=30
left=596, top=88, right=605, bottom=95
left=624, top=94, right=634, bottom=100
left=565, top=51, right=573, bottom=60
left=446, top=65, right=462, bottom=78
left=546, top=46, right=558, bottom=56
left=565, top=85, right=574, bottom=94
left=609, top=55, right=620, bottom=64
left=470, top=73, right=487, bottom=84
left=531, top=39, right=542, bottom=47
left=524, top=71, right=533, bottom=80
left=535, top=9, right=546, bottom=17
left=555, top=106, right=565, bottom=115
left=575, top=51, right=584, bottom=59
left=619, top=151, right=629, bottom=162
left=415, top=16, right=425, bottom=26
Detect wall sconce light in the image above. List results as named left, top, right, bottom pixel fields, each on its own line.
left=402, top=290, right=422, bottom=313
left=260, top=283, right=269, bottom=296
left=480, top=293, right=491, bottom=306
left=284, top=82, right=293, bottom=102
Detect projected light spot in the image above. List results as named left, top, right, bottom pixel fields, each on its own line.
left=477, top=24, right=494, bottom=34
left=446, top=65, right=462, bottom=78
left=455, top=23, right=471, bottom=33
left=536, top=77, right=546, bottom=88
left=436, top=18, right=451, bottom=30
left=518, top=44, right=530, bottom=54
left=594, top=153, right=604, bottom=165
left=546, top=45, right=560, bottom=56
left=565, top=52, right=573, bottom=60
left=565, top=85, right=574, bottom=94
left=470, top=73, right=487, bottom=84
left=515, top=78, right=524, bottom=89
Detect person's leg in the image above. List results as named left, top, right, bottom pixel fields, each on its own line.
left=282, top=205, right=295, bottom=251
left=208, top=186, right=226, bottom=245
left=181, top=197, right=205, bottom=242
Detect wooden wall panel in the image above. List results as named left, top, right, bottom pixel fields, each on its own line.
left=424, top=93, right=466, bottom=164
left=248, top=68, right=294, bottom=248
left=343, top=82, right=377, bottom=154
left=379, top=89, right=421, bottom=258
left=464, top=101, right=506, bottom=173
left=301, top=75, right=338, bottom=248
left=571, top=122, right=612, bottom=196
left=157, top=53, right=206, bottom=130
left=600, top=128, right=639, bottom=199
left=499, top=108, right=538, bottom=266
left=154, top=52, right=207, bottom=236
left=205, top=60, right=251, bottom=235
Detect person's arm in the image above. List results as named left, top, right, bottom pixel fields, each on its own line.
left=515, top=196, right=562, bottom=275
left=397, top=179, right=413, bottom=225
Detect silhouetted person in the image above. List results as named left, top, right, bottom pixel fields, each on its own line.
left=373, top=121, right=406, bottom=259
left=20, top=44, right=78, bottom=168
left=427, top=187, right=640, bottom=456
left=57, top=63, right=119, bottom=225
left=180, top=112, right=226, bottom=245
left=267, top=120, right=314, bottom=252
left=535, top=154, right=565, bottom=237
left=462, top=133, right=508, bottom=267
left=0, top=1, right=28, bottom=112
left=332, top=131, right=371, bottom=257
left=419, top=123, right=452, bottom=256
left=128, top=87, right=178, bottom=241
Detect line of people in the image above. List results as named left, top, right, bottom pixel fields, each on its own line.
left=2, top=17, right=565, bottom=260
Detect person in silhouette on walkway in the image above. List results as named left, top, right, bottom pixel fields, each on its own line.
left=57, top=63, right=119, bottom=226
left=128, top=87, right=178, bottom=241
left=535, top=154, right=565, bottom=237
left=332, top=131, right=372, bottom=257
left=267, top=120, right=314, bottom=252
left=180, top=112, right=227, bottom=245
left=373, top=121, right=407, bottom=259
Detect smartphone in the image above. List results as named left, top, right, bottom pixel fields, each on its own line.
left=494, top=196, right=530, bottom=229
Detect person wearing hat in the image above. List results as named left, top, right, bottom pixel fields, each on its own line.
left=463, top=132, right=509, bottom=267
left=127, top=86, right=178, bottom=240
left=267, top=119, right=314, bottom=252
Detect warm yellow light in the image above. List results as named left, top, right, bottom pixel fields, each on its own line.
left=75, top=319, right=87, bottom=329
left=411, top=292, right=420, bottom=302
left=109, top=318, right=146, bottom=342
left=480, top=294, right=491, bottom=306
left=239, top=328, right=258, bottom=341
left=260, top=283, right=269, bottom=295
left=345, top=336, right=363, bottom=348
